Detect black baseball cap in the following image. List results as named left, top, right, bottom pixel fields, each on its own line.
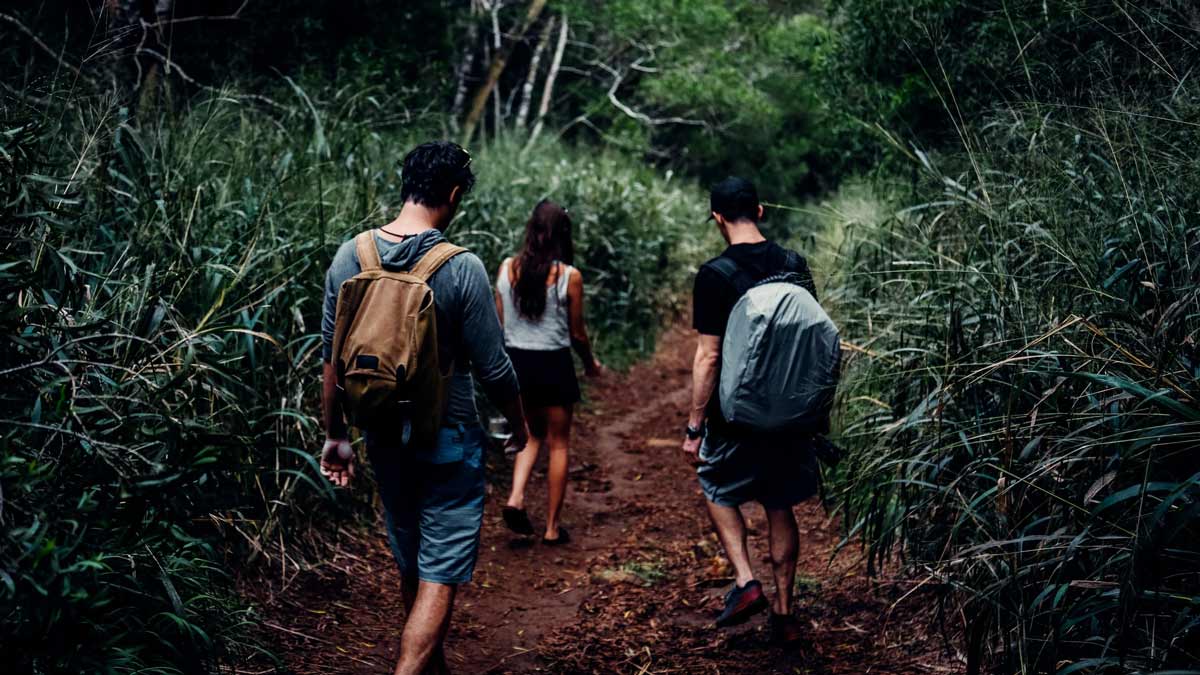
left=709, top=176, right=760, bottom=222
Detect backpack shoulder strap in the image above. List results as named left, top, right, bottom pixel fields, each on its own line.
left=784, top=248, right=818, bottom=300
left=410, top=242, right=467, bottom=282
left=708, top=255, right=737, bottom=280
left=708, top=255, right=755, bottom=296
left=355, top=231, right=382, bottom=272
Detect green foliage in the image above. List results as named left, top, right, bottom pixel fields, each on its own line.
left=825, top=0, right=1200, bottom=158
left=780, top=2, right=1200, bottom=672
left=2, top=0, right=458, bottom=91
left=0, top=78, right=709, bottom=671
left=0, top=86, right=370, bottom=672
left=644, top=12, right=840, bottom=193
left=5, top=0, right=845, bottom=205
left=818, top=98, right=1200, bottom=673
left=559, top=0, right=842, bottom=197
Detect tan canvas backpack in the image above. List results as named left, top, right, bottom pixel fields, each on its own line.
left=331, top=231, right=466, bottom=446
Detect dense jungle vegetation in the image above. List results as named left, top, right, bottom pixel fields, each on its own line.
left=2, top=1, right=1197, bottom=673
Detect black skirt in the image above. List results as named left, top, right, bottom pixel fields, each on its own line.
left=507, top=347, right=581, bottom=408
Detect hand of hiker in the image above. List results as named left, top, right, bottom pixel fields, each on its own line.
left=505, top=423, right=530, bottom=456
left=585, top=358, right=605, bottom=378
left=681, top=435, right=703, bottom=466
left=320, top=437, right=355, bottom=488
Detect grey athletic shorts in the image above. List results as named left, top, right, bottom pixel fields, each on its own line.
left=367, top=425, right=487, bottom=585
left=696, top=425, right=820, bottom=509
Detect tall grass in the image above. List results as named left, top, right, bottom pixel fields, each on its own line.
left=819, top=99, right=1199, bottom=672
left=0, top=78, right=708, bottom=672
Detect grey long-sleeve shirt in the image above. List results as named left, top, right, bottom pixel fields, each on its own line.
left=321, top=228, right=519, bottom=431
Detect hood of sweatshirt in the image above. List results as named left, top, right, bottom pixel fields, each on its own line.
left=372, top=228, right=446, bottom=271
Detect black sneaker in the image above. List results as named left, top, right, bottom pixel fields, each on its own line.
left=767, top=612, right=805, bottom=647
left=502, top=507, right=535, bottom=536
left=715, top=580, right=768, bottom=628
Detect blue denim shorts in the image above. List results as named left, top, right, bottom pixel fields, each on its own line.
left=366, top=425, right=487, bottom=585
left=696, top=425, right=819, bottom=509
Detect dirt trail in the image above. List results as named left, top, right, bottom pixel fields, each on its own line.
left=251, top=324, right=957, bottom=674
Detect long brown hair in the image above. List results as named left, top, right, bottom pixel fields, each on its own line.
left=513, top=199, right=574, bottom=319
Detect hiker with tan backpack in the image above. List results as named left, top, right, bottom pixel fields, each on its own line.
left=319, top=141, right=529, bottom=675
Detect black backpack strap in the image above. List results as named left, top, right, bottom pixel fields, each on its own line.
left=785, top=249, right=818, bottom=301
left=708, top=256, right=756, bottom=296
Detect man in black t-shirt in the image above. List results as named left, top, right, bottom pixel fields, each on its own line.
left=682, top=177, right=818, bottom=646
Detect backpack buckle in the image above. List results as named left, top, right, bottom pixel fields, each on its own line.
left=393, top=399, right=415, bottom=447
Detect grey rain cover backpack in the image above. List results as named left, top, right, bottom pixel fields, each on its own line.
left=718, top=269, right=841, bottom=433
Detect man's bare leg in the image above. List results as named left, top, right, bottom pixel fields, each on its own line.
left=401, top=576, right=418, bottom=607
left=706, top=501, right=755, bottom=586
left=397, top=577, right=449, bottom=674
left=394, top=581, right=457, bottom=675
left=765, top=507, right=799, bottom=615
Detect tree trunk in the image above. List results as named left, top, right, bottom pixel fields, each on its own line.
left=489, top=1, right=502, bottom=140
left=449, top=20, right=481, bottom=126
left=104, top=0, right=174, bottom=114
left=139, top=1, right=176, bottom=114
left=460, top=0, right=549, bottom=146
left=515, top=16, right=554, bottom=129
left=525, top=12, right=567, bottom=151
left=492, top=76, right=502, bottom=140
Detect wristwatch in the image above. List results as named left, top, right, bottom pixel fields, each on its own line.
left=685, top=423, right=704, bottom=440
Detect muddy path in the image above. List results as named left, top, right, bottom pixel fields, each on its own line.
left=248, top=324, right=958, bottom=674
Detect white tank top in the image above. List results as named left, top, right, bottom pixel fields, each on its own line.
left=496, top=259, right=572, bottom=350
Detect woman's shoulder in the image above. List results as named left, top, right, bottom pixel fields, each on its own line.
left=496, top=256, right=514, bottom=277
left=564, top=264, right=583, bottom=290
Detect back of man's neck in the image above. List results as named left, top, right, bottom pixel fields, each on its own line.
left=727, top=223, right=766, bottom=246
left=382, top=201, right=444, bottom=236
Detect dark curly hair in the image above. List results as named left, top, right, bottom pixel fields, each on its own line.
left=400, top=141, right=476, bottom=208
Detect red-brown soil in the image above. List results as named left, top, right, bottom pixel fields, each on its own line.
left=245, top=325, right=960, bottom=674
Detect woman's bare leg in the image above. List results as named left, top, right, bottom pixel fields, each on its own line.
left=543, top=405, right=573, bottom=539
left=506, top=407, right=547, bottom=510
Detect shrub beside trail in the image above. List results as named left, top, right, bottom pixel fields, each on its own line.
left=819, top=103, right=1199, bottom=672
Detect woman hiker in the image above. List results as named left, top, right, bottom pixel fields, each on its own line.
left=495, top=199, right=603, bottom=545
